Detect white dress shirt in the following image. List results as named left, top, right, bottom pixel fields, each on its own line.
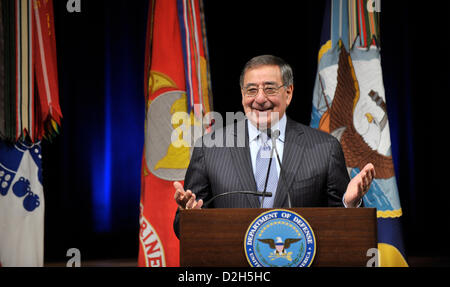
left=247, top=114, right=286, bottom=178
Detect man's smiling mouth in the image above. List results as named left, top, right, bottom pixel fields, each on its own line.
left=253, top=107, right=273, bottom=112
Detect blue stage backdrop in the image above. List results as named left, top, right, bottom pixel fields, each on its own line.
left=43, top=0, right=147, bottom=261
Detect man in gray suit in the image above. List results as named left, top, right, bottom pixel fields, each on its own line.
left=173, top=55, right=375, bottom=237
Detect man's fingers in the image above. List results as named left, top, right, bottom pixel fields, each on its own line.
left=364, top=163, right=376, bottom=178
left=173, top=181, right=185, bottom=200
left=360, top=167, right=374, bottom=196
left=364, top=162, right=374, bottom=171
left=180, top=190, right=192, bottom=207
left=174, top=189, right=182, bottom=201
left=361, top=163, right=376, bottom=190
left=173, top=181, right=183, bottom=190
left=358, top=180, right=365, bottom=196
left=174, top=181, right=198, bottom=210
left=362, top=172, right=369, bottom=187
left=195, top=199, right=203, bottom=209
left=173, top=181, right=203, bottom=210
left=185, top=190, right=193, bottom=200
left=186, top=192, right=196, bottom=209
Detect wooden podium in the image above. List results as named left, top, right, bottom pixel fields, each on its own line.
left=179, top=208, right=377, bottom=267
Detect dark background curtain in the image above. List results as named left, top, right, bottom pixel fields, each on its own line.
left=43, top=0, right=450, bottom=264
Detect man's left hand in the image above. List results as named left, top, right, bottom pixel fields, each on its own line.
left=344, top=163, right=376, bottom=208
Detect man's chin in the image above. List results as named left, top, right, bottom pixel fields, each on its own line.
left=246, top=110, right=281, bottom=130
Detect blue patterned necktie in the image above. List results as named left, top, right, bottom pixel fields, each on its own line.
left=254, top=133, right=278, bottom=208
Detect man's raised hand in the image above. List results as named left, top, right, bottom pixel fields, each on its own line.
left=173, top=181, right=203, bottom=210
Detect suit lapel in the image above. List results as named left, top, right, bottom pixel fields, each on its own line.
left=229, top=119, right=259, bottom=208
left=273, top=117, right=306, bottom=207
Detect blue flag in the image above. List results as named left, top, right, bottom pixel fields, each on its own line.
left=311, top=0, right=407, bottom=267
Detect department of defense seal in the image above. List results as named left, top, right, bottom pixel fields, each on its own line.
left=244, top=209, right=316, bottom=267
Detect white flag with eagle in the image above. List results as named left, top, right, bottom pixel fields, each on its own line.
left=310, top=0, right=407, bottom=267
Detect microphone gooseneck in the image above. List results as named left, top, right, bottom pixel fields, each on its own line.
left=203, top=191, right=272, bottom=208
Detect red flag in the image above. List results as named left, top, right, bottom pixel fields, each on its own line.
left=33, top=0, right=62, bottom=141
left=138, top=0, right=212, bottom=267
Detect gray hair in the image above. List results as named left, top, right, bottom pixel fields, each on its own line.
left=239, top=55, right=294, bottom=88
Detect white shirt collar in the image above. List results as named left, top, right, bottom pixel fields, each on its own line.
left=248, top=114, right=287, bottom=143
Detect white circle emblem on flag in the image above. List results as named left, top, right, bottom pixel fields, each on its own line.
left=145, top=91, right=200, bottom=181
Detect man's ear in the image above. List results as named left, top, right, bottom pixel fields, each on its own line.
left=285, top=84, right=293, bottom=106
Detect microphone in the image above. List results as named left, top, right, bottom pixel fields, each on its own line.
left=203, top=191, right=272, bottom=208
left=260, top=129, right=275, bottom=208
left=271, top=129, right=292, bottom=208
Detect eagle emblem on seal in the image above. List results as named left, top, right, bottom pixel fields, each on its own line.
left=258, top=237, right=302, bottom=261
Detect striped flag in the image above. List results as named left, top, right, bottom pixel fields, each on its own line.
left=138, top=0, right=212, bottom=267
left=0, top=0, right=61, bottom=143
left=177, top=0, right=213, bottom=116
left=311, top=0, right=408, bottom=267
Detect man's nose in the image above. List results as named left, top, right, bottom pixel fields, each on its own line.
left=254, top=89, right=267, bottom=103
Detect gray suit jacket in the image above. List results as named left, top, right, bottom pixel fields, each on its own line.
left=173, top=117, right=350, bottom=238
